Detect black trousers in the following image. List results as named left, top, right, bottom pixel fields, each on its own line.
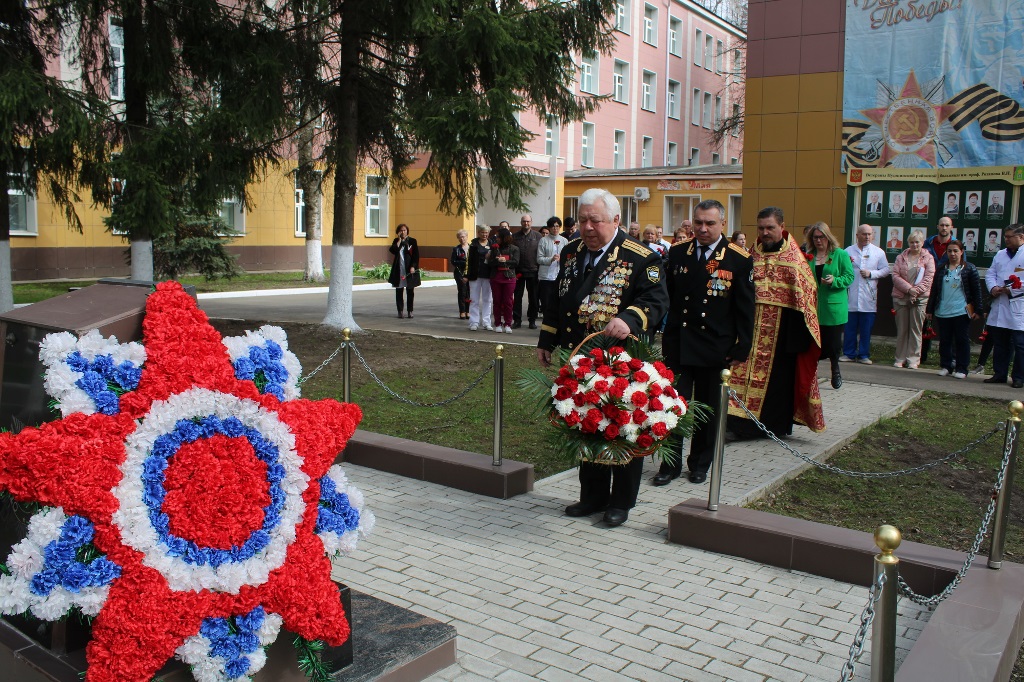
left=456, top=278, right=470, bottom=314
left=659, top=364, right=720, bottom=477
left=513, top=274, right=539, bottom=325
left=578, top=457, right=645, bottom=510
left=395, top=287, right=415, bottom=312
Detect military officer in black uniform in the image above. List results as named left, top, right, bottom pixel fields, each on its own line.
left=653, top=199, right=755, bottom=486
left=537, top=188, right=668, bottom=527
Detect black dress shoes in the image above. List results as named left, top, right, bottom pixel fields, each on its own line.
left=1014, top=380, right=1024, bottom=389
left=529, top=321, right=538, bottom=329
left=831, top=371, right=843, bottom=389
left=603, top=508, right=628, bottom=527
left=512, top=322, right=522, bottom=329
left=689, top=471, right=708, bottom=484
left=651, top=472, right=679, bottom=486
left=985, top=376, right=1008, bottom=384
left=565, top=501, right=604, bottom=517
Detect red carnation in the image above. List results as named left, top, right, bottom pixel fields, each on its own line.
left=631, top=391, right=649, bottom=407
left=661, top=369, right=675, bottom=382
left=585, top=408, right=603, bottom=424
left=584, top=390, right=601, bottom=404
left=633, top=409, right=647, bottom=424
left=604, top=424, right=620, bottom=440
left=609, top=386, right=626, bottom=399
left=613, top=409, right=631, bottom=426
left=634, top=370, right=650, bottom=382
left=590, top=348, right=605, bottom=360
left=628, top=358, right=643, bottom=370
left=575, top=367, right=588, bottom=379
left=649, top=383, right=663, bottom=397
left=612, top=377, right=629, bottom=390
left=563, top=411, right=581, bottom=426
left=602, top=403, right=619, bottom=418
left=612, top=361, right=631, bottom=376
left=559, top=366, right=571, bottom=378
left=609, top=346, right=625, bottom=356
left=554, top=386, right=572, bottom=401
left=572, top=393, right=586, bottom=407
left=650, top=397, right=664, bottom=411
left=652, top=422, right=668, bottom=437
left=581, top=418, right=598, bottom=433
left=577, top=357, right=593, bottom=368
left=564, top=379, right=579, bottom=392
left=594, top=380, right=610, bottom=393
left=637, top=434, right=654, bottom=448
left=664, top=386, right=678, bottom=398
left=596, top=365, right=614, bottom=378
left=653, top=361, right=668, bottom=373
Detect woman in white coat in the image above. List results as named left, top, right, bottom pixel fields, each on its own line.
left=841, top=224, right=890, bottom=363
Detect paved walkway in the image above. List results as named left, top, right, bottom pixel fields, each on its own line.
left=329, top=379, right=933, bottom=681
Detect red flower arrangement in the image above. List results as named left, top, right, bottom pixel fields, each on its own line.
left=0, top=282, right=363, bottom=681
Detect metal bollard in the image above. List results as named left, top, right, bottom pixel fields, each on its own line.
left=493, top=345, right=504, bottom=467
left=341, top=328, right=352, bottom=404
left=989, top=400, right=1022, bottom=569
left=871, top=524, right=900, bottom=682
left=707, top=369, right=732, bottom=511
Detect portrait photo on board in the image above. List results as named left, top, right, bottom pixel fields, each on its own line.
left=964, top=190, right=982, bottom=218
left=886, top=226, right=904, bottom=251
left=943, top=191, right=960, bottom=215
left=865, top=191, right=883, bottom=217
left=963, top=228, right=978, bottom=253
left=988, top=190, right=1005, bottom=217
left=985, top=229, right=1001, bottom=254
left=888, top=191, right=906, bottom=217
left=911, top=191, right=930, bottom=218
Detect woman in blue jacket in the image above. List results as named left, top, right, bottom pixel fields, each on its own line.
left=926, top=240, right=982, bottom=378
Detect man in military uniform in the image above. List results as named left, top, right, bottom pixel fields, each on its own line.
left=654, top=200, right=754, bottom=486
left=537, top=188, right=668, bottom=528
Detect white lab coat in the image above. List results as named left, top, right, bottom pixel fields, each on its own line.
left=985, top=247, right=1024, bottom=331
left=845, top=243, right=891, bottom=312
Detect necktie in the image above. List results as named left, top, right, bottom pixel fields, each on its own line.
left=584, top=250, right=601, bottom=277
left=697, top=246, right=707, bottom=265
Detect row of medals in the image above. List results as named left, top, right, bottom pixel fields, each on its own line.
left=579, top=263, right=633, bottom=326
left=680, top=257, right=732, bottom=297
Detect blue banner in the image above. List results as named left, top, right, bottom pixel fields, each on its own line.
left=842, top=0, right=1024, bottom=169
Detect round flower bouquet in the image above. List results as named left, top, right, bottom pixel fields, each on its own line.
left=0, top=282, right=373, bottom=682
left=518, top=334, right=704, bottom=466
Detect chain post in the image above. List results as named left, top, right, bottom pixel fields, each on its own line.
left=341, top=328, right=352, bottom=404
left=708, top=369, right=732, bottom=511
left=989, top=400, right=1022, bottom=569
left=493, top=345, right=504, bottom=467
left=871, top=525, right=900, bottom=682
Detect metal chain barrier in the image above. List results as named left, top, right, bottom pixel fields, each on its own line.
left=727, top=388, right=1004, bottom=478
left=298, top=339, right=347, bottom=384
left=838, top=572, right=886, bottom=682
left=895, top=427, right=1015, bottom=608
left=350, top=342, right=494, bottom=408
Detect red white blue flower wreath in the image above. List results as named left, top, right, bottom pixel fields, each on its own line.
left=0, top=282, right=372, bottom=682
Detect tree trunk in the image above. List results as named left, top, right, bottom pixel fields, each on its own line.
left=0, top=168, right=13, bottom=313
left=297, top=106, right=325, bottom=282
left=121, top=0, right=154, bottom=281
left=322, top=2, right=360, bottom=330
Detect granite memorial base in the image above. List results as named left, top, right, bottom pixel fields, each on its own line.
left=0, top=589, right=455, bottom=682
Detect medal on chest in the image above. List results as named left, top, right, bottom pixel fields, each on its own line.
left=578, top=261, right=632, bottom=327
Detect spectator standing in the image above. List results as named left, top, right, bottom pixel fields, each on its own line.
left=984, top=224, right=1024, bottom=388
left=512, top=215, right=541, bottom=329
left=537, top=225, right=565, bottom=319
left=388, top=223, right=420, bottom=318
left=842, top=224, right=890, bottom=364
left=642, top=225, right=666, bottom=258
left=466, top=225, right=493, bottom=331
left=487, top=228, right=519, bottom=333
left=627, top=222, right=641, bottom=239
left=451, top=229, right=470, bottom=320
left=927, top=240, right=982, bottom=379
left=891, top=232, right=936, bottom=369
left=656, top=226, right=672, bottom=254
left=730, top=231, right=747, bottom=249
left=807, top=222, right=854, bottom=389
left=563, top=216, right=578, bottom=240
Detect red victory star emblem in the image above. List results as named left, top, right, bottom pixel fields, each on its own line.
left=0, top=281, right=365, bottom=681
left=860, top=70, right=958, bottom=167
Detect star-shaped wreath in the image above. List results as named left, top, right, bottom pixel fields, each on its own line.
left=0, top=281, right=371, bottom=682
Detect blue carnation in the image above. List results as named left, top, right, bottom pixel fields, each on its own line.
left=151, top=435, right=180, bottom=460
left=76, top=371, right=107, bottom=395
left=43, top=540, right=77, bottom=569
left=60, top=562, right=92, bottom=592
left=91, top=354, right=115, bottom=378
left=225, top=656, right=251, bottom=678
left=233, top=357, right=257, bottom=381
left=235, top=606, right=265, bottom=634
left=200, top=617, right=232, bottom=641
left=65, top=352, right=89, bottom=373
left=30, top=569, right=60, bottom=596
left=319, top=476, right=337, bottom=498
left=249, top=346, right=270, bottom=366
left=264, top=383, right=285, bottom=401
left=94, top=390, right=120, bottom=415
left=175, top=419, right=202, bottom=443
left=210, top=636, right=242, bottom=661
left=114, top=362, right=142, bottom=390
left=222, top=417, right=246, bottom=437
left=61, top=516, right=95, bottom=545
left=87, top=557, right=122, bottom=586
left=264, top=340, right=284, bottom=361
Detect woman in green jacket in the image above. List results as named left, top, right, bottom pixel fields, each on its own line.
left=808, top=222, right=854, bottom=389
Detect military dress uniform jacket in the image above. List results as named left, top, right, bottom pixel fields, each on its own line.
left=538, top=231, right=668, bottom=353
left=662, top=239, right=755, bottom=369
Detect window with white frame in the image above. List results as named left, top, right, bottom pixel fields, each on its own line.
left=294, top=170, right=324, bottom=237
left=581, top=122, right=595, bottom=167
left=716, top=40, right=724, bottom=72
left=705, top=34, right=714, bottom=70
left=545, top=116, right=556, bottom=156
left=694, top=29, right=703, bottom=66
left=365, top=175, right=385, bottom=236
left=734, top=47, right=742, bottom=72
left=618, top=196, right=638, bottom=226
left=579, top=53, right=598, bottom=94
left=715, top=96, right=722, bottom=127
left=667, top=80, right=680, bottom=119
left=613, top=60, right=629, bottom=103
left=641, top=137, right=653, bottom=168
left=613, top=130, right=625, bottom=169
left=109, top=18, right=125, bottom=101
left=690, top=148, right=700, bottom=165
left=219, top=197, right=245, bottom=235
left=668, top=17, right=682, bottom=56
left=712, top=153, right=721, bottom=164
left=641, top=71, right=656, bottom=111
left=614, top=0, right=630, bottom=33
left=7, top=174, right=37, bottom=235
left=703, top=92, right=712, bottom=129
left=643, top=4, right=657, bottom=45
left=667, top=142, right=678, bottom=166
left=691, top=88, right=701, bottom=125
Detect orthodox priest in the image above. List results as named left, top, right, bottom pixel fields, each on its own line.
left=728, top=207, right=826, bottom=438
left=537, top=187, right=668, bottom=527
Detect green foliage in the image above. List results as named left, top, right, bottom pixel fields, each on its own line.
left=352, top=261, right=362, bottom=273
left=293, top=636, right=333, bottom=682
left=366, top=263, right=392, bottom=280
left=152, top=214, right=241, bottom=281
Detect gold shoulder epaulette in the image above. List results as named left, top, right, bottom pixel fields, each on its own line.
left=621, top=240, right=653, bottom=256
left=669, top=240, right=690, bottom=249
left=727, top=242, right=748, bottom=255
